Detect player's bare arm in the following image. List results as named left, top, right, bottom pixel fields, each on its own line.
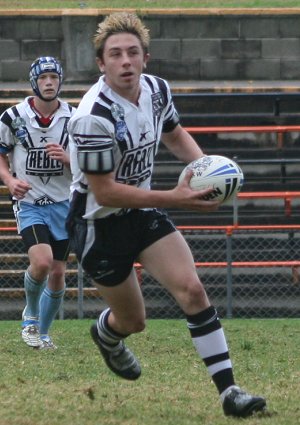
left=161, top=124, right=205, bottom=164
left=85, top=169, right=219, bottom=212
left=0, top=153, right=31, bottom=199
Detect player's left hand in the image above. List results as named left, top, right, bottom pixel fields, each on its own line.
left=172, top=169, right=221, bottom=212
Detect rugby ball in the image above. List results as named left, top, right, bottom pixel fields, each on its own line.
left=178, top=155, right=244, bottom=204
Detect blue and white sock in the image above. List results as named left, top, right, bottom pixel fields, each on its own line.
left=23, top=270, right=47, bottom=319
left=39, top=286, right=65, bottom=335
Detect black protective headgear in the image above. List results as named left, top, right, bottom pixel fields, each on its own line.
left=29, top=56, right=63, bottom=101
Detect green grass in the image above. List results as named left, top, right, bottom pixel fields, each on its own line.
left=0, top=318, right=299, bottom=425
left=1, top=0, right=300, bottom=9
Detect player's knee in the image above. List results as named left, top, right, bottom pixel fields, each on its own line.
left=31, top=257, right=52, bottom=276
left=178, top=279, right=208, bottom=311
left=49, top=268, right=65, bottom=282
left=120, top=316, right=146, bottom=334
left=132, top=318, right=146, bottom=333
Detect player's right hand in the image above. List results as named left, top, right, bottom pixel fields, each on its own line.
left=8, top=178, right=32, bottom=199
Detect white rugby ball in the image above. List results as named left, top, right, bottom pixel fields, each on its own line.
left=178, top=155, right=244, bottom=203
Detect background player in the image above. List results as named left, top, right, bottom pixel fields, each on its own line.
left=0, top=56, right=75, bottom=349
left=66, top=12, right=266, bottom=417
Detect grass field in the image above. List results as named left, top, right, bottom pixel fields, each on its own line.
left=1, top=0, right=300, bottom=9
left=0, top=318, right=299, bottom=425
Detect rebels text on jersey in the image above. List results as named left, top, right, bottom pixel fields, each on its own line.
left=0, top=98, right=75, bottom=205
left=68, top=74, right=179, bottom=219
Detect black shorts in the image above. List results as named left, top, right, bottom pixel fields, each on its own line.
left=67, top=209, right=177, bottom=286
left=21, top=224, right=70, bottom=261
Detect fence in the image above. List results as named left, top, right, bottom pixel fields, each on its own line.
left=0, top=123, right=300, bottom=320
left=1, top=223, right=300, bottom=320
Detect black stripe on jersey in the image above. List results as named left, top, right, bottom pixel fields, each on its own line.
left=60, top=117, right=71, bottom=150
left=144, top=75, right=168, bottom=141
left=11, top=107, right=34, bottom=148
left=155, top=77, right=179, bottom=133
left=0, top=110, right=13, bottom=127
left=11, top=106, right=19, bottom=118
left=162, top=112, right=180, bottom=133
left=77, top=140, right=112, bottom=152
left=154, top=77, right=180, bottom=133
left=144, top=75, right=169, bottom=110
left=1, top=106, right=33, bottom=149
left=99, top=91, right=135, bottom=150
left=143, top=75, right=160, bottom=140
left=144, top=75, right=155, bottom=93
left=91, top=102, right=114, bottom=125
left=99, top=92, right=114, bottom=107
left=94, top=92, right=134, bottom=152
left=0, top=111, right=17, bottom=152
left=153, top=76, right=168, bottom=107
left=73, top=133, right=111, bottom=148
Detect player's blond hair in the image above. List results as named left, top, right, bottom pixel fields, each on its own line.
left=94, top=12, right=150, bottom=59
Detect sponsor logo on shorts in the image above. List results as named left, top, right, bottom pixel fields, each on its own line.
left=95, top=269, right=115, bottom=279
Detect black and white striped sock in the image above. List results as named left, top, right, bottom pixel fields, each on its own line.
left=186, top=305, right=235, bottom=395
left=96, top=308, right=128, bottom=352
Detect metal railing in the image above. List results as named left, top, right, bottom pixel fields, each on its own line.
left=1, top=223, right=300, bottom=319
left=0, top=122, right=300, bottom=319
left=184, top=124, right=300, bottom=149
left=173, top=91, right=300, bottom=127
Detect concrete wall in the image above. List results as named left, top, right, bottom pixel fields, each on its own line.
left=1, top=9, right=300, bottom=83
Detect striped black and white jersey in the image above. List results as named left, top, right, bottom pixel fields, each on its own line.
left=0, top=97, right=75, bottom=205
left=68, top=73, right=179, bottom=219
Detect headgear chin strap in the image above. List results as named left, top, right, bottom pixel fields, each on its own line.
left=29, top=56, right=63, bottom=101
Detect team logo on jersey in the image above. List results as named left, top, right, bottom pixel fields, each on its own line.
left=12, top=117, right=28, bottom=147
left=26, top=147, right=63, bottom=183
left=111, top=103, right=128, bottom=141
left=115, top=121, right=128, bottom=141
left=15, top=128, right=27, bottom=140
left=116, top=140, right=155, bottom=185
left=152, top=92, right=164, bottom=116
left=11, top=117, right=26, bottom=129
left=39, top=136, right=52, bottom=143
left=139, top=131, right=150, bottom=142
left=111, top=103, right=125, bottom=121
